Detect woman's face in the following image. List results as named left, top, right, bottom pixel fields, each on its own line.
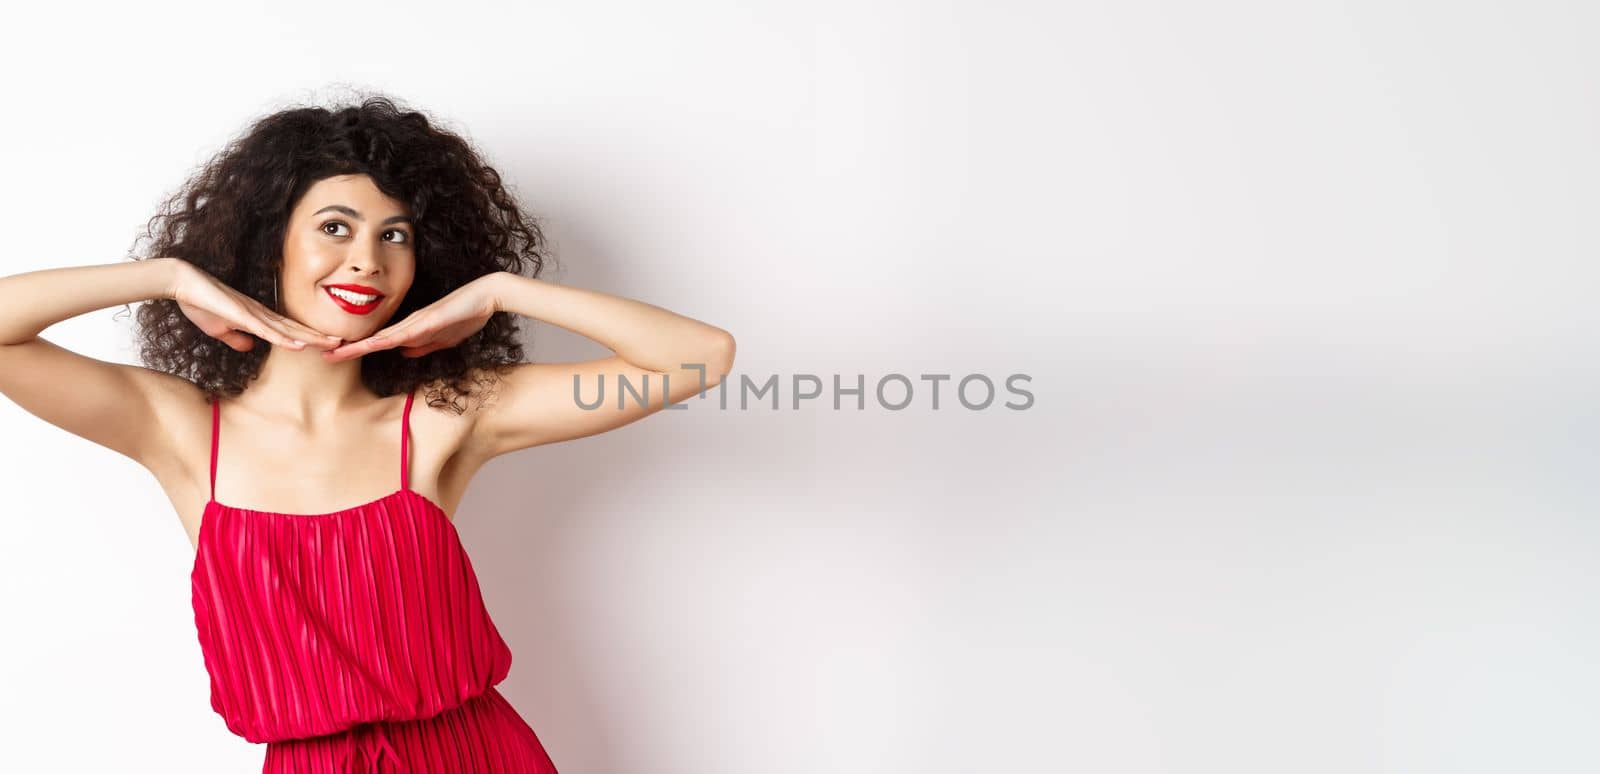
left=279, top=173, right=416, bottom=342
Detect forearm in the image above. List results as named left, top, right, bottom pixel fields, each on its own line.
left=491, top=272, right=734, bottom=374
left=0, top=258, right=181, bottom=345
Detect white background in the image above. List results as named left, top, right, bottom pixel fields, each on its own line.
left=1, top=1, right=1596, bottom=772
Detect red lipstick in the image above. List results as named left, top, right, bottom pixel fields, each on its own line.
left=323, top=284, right=385, bottom=315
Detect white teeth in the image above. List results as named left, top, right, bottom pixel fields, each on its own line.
left=328, top=287, right=380, bottom=304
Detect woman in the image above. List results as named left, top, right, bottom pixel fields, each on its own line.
left=0, top=95, right=735, bottom=772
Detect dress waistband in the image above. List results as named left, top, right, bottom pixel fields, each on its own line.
left=335, top=721, right=410, bottom=774
left=261, top=687, right=520, bottom=772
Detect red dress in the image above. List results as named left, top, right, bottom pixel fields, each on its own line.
left=190, top=389, right=559, bottom=772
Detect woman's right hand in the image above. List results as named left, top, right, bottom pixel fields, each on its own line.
left=168, top=261, right=343, bottom=352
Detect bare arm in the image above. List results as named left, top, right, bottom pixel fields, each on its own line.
left=465, top=273, right=735, bottom=459
left=0, top=258, right=194, bottom=468
left=0, top=258, right=182, bottom=344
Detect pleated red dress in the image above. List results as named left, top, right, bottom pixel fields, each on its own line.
left=190, top=389, right=559, bottom=773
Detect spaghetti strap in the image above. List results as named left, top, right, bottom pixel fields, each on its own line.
left=209, top=397, right=220, bottom=502
left=188, top=381, right=556, bottom=771
left=401, top=388, right=415, bottom=493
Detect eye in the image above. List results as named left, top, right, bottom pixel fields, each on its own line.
left=320, top=221, right=411, bottom=245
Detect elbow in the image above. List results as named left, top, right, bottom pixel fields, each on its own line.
left=702, top=330, right=736, bottom=383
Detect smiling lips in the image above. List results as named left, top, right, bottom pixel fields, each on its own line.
left=324, top=285, right=385, bottom=315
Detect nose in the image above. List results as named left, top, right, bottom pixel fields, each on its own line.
left=346, top=239, right=387, bottom=277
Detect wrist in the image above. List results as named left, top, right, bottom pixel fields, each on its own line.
left=489, top=271, right=519, bottom=315
left=158, top=257, right=185, bottom=300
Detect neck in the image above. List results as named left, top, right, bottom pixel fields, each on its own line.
left=236, top=342, right=379, bottom=425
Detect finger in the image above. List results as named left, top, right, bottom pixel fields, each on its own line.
left=322, top=333, right=400, bottom=362
left=370, top=313, right=429, bottom=343
left=322, top=309, right=435, bottom=361
left=220, top=331, right=256, bottom=352
left=280, top=318, right=344, bottom=349
left=258, top=308, right=342, bottom=349
left=246, top=313, right=309, bottom=350
left=341, top=318, right=422, bottom=355
left=321, top=344, right=362, bottom=363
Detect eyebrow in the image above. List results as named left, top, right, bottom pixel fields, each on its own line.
left=312, top=204, right=412, bottom=226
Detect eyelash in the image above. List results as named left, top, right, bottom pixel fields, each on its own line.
left=320, top=220, right=411, bottom=244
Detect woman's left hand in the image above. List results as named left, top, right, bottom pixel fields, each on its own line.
left=322, top=273, right=504, bottom=363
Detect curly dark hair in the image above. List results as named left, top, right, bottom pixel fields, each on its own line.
left=122, top=91, right=552, bottom=413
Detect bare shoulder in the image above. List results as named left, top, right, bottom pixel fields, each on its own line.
left=75, top=363, right=218, bottom=541
left=412, top=366, right=514, bottom=507
left=132, top=369, right=217, bottom=497
left=0, top=335, right=210, bottom=478
left=418, top=365, right=502, bottom=446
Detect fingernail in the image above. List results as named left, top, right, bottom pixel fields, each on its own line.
left=292, top=339, right=305, bottom=346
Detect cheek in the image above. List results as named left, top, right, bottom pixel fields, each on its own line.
left=282, top=243, right=340, bottom=280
